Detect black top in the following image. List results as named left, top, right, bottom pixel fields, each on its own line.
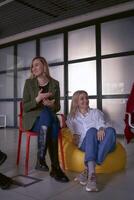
left=39, top=82, right=49, bottom=93
left=39, top=82, right=54, bottom=100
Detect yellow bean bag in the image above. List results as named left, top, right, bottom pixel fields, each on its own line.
left=59, top=128, right=126, bottom=173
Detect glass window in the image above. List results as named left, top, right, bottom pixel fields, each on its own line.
left=17, top=41, right=36, bottom=68
left=89, top=99, right=97, bottom=109
left=40, top=34, right=64, bottom=63
left=17, top=70, right=30, bottom=98
left=0, top=102, right=14, bottom=126
left=68, top=26, right=96, bottom=60
left=49, top=65, right=64, bottom=97
left=102, top=55, right=134, bottom=95
left=0, top=72, right=14, bottom=98
left=0, top=46, right=14, bottom=71
left=68, top=61, right=96, bottom=96
left=101, top=16, right=134, bottom=55
left=102, top=99, right=127, bottom=134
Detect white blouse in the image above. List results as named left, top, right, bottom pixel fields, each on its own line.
left=66, top=108, right=109, bottom=147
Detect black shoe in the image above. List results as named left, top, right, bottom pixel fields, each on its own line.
left=35, top=159, right=49, bottom=171
left=50, top=167, right=69, bottom=183
left=0, top=151, right=7, bottom=166
left=0, top=173, right=13, bottom=190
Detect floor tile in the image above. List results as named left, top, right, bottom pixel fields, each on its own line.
left=0, top=128, right=134, bottom=200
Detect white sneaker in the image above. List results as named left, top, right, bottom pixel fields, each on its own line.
left=86, top=173, right=98, bottom=192
left=74, top=169, right=88, bottom=185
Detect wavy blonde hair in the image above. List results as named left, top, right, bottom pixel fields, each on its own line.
left=70, top=90, right=88, bottom=118
left=30, top=56, right=51, bottom=79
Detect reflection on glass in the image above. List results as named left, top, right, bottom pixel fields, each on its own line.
left=68, top=26, right=96, bottom=60
left=0, top=46, right=14, bottom=71
left=101, top=16, right=134, bottom=55
left=68, top=99, right=97, bottom=112
left=0, top=102, right=14, bottom=126
left=89, top=99, right=97, bottom=109
left=17, top=41, right=36, bottom=68
left=40, top=34, right=63, bottom=63
left=49, top=65, right=64, bottom=97
left=0, top=72, right=13, bottom=98
left=68, top=61, right=96, bottom=96
left=102, top=55, right=134, bottom=95
left=102, top=99, right=127, bottom=134
left=17, top=70, right=30, bottom=98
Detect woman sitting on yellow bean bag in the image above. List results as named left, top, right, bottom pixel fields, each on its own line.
left=60, top=128, right=126, bottom=174
left=65, top=90, right=126, bottom=192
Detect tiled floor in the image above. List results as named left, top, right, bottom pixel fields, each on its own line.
left=0, top=128, right=134, bottom=200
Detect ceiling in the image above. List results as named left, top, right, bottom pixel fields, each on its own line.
left=0, top=0, right=134, bottom=40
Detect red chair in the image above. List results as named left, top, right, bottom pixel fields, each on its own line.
left=124, top=83, right=134, bottom=143
left=126, top=112, right=134, bottom=129
left=16, top=101, right=65, bottom=175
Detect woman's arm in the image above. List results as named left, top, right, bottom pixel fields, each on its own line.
left=51, top=81, right=61, bottom=113
left=23, top=79, right=38, bottom=112
left=72, top=134, right=80, bottom=146
left=66, top=115, right=75, bottom=133
left=97, top=128, right=105, bottom=141
left=66, top=116, right=81, bottom=146
left=94, top=109, right=106, bottom=141
left=23, top=79, right=51, bottom=113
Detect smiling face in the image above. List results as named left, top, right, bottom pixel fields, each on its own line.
left=77, top=92, right=89, bottom=112
left=31, top=58, right=45, bottom=77
left=70, top=90, right=89, bottom=117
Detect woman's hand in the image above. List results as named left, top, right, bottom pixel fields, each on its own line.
left=97, top=128, right=105, bottom=141
left=35, top=89, right=52, bottom=103
left=42, top=99, right=55, bottom=107
left=72, top=134, right=80, bottom=146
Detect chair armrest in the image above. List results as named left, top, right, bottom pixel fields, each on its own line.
left=126, top=112, right=134, bottom=129
left=57, top=114, right=66, bottom=128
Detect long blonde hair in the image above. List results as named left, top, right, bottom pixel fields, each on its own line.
left=70, top=90, right=88, bottom=118
left=30, top=56, right=51, bottom=79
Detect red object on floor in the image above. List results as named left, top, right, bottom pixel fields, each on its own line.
left=124, top=83, right=134, bottom=143
left=16, top=101, right=65, bottom=175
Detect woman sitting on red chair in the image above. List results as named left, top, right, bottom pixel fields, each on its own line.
left=22, top=56, right=69, bottom=182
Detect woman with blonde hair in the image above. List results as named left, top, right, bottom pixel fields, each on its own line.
left=66, top=90, right=116, bottom=191
left=22, top=56, right=69, bottom=182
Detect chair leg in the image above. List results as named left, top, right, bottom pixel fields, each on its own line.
left=16, top=130, right=22, bottom=166
left=25, top=133, right=31, bottom=175
left=58, top=129, right=65, bottom=170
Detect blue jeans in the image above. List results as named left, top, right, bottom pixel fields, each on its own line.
left=80, top=127, right=116, bottom=165
left=32, top=106, right=59, bottom=139
left=31, top=107, right=59, bottom=159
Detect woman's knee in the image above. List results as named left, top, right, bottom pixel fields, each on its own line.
left=40, top=108, right=53, bottom=125
left=86, top=127, right=97, bottom=138
left=41, top=107, right=51, bottom=116
left=105, top=127, right=116, bottom=140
